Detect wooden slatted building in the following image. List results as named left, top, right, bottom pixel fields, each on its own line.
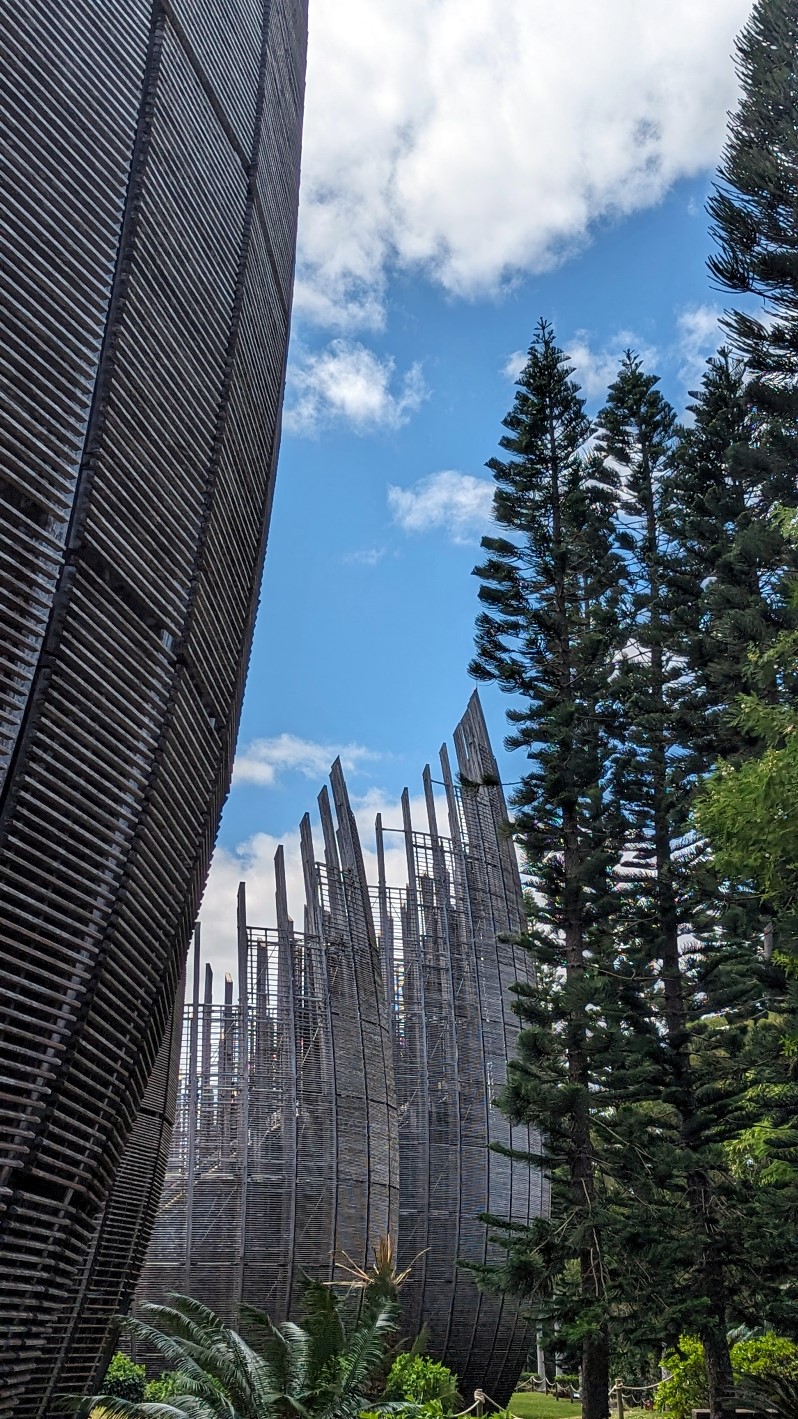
left=139, top=766, right=402, bottom=1327
left=0, top=1, right=307, bottom=1412
left=137, top=695, right=546, bottom=1401
left=380, top=693, right=545, bottom=1399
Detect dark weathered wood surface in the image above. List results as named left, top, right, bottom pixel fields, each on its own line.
left=0, top=0, right=307, bottom=1410
left=136, top=696, right=545, bottom=1401
left=138, top=768, right=400, bottom=1323
left=385, top=693, right=543, bottom=1402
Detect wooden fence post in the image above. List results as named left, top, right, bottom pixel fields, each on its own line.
left=615, top=1378, right=624, bottom=1419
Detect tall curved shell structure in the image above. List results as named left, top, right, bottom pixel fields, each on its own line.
left=0, top=1, right=307, bottom=1412
left=141, top=769, right=401, bottom=1326
left=136, top=695, right=545, bottom=1401
left=378, top=694, right=544, bottom=1399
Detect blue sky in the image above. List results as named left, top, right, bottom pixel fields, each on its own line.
left=199, top=0, right=755, bottom=979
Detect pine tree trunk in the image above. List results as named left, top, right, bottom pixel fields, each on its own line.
left=689, top=1171, right=735, bottom=1419
left=564, top=799, right=608, bottom=1419
left=582, top=1323, right=611, bottom=1419
left=703, top=1322, right=735, bottom=1419
left=642, top=457, right=734, bottom=1417
left=553, top=402, right=609, bottom=1419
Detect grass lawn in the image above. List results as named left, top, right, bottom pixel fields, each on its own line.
left=509, top=1395, right=652, bottom=1419
left=510, top=1394, right=582, bottom=1419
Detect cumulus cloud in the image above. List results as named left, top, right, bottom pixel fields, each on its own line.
left=341, top=546, right=386, bottom=567
left=676, top=303, right=723, bottom=386
left=503, top=350, right=527, bottom=381
left=388, top=470, right=494, bottom=544
left=284, top=340, right=427, bottom=434
left=233, top=734, right=379, bottom=788
left=567, top=330, right=660, bottom=402
left=296, top=0, right=751, bottom=328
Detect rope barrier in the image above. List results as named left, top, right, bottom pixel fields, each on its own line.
left=455, top=1374, right=664, bottom=1416
left=612, top=1379, right=663, bottom=1394
left=452, top=1389, right=507, bottom=1416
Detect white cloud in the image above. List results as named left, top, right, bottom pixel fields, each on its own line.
left=341, top=546, right=386, bottom=567
left=568, top=330, right=660, bottom=402
left=284, top=340, right=427, bottom=434
left=296, top=0, right=752, bottom=328
left=233, top=734, right=379, bottom=788
left=503, top=350, right=526, bottom=381
left=388, top=470, right=494, bottom=544
left=675, top=303, right=723, bottom=386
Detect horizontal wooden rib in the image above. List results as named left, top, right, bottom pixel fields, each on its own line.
left=134, top=700, right=539, bottom=1403
left=0, top=0, right=307, bottom=1410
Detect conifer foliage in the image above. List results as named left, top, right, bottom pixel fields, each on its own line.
left=467, top=2, right=798, bottom=1416
left=709, top=0, right=798, bottom=377
left=471, top=336, right=790, bottom=1419
left=470, top=322, right=627, bottom=1419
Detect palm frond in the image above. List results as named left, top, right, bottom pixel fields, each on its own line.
left=224, top=1326, right=282, bottom=1411
left=138, top=1298, right=226, bottom=1349
left=167, top=1402, right=232, bottom=1419
left=298, top=1278, right=346, bottom=1375
left=277, top=1322, right=311, bottom=1399
left=61, top=1399, right=203, bottom=1419
left=338, top=1305, right=398, bottom=1400
left=162, top=1295, right=232, bottom=1340
left=148, top=1372, right=234, bottom=1412
left=118, top=1318, right=209, bottom=1376
left=735, top=1374, right=798, bottom=1418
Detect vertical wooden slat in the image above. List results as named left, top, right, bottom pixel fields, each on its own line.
left=0, top=0, right=308, bottom=1405
left=134, top=698, right=539, bottom=1402
left=299, top=813, right=321, bottom=938
left=375, top=814, right=395, bottom=1016
left=235, top=883, right=249, bottom=1312
left=200, top=962, right=213, bottom=1153
left=275, top=846, right=298, bottom=1315
left=185, top=925, right=202, bottom=1294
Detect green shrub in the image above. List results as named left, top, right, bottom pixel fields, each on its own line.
left=363, top=1404, right=446, bottom=1419
left=144, top=1370, right=185, bottom=1402
left=656, top=1332, right=798, bottom=1418
left=655, top=1336, right=707, bottom=1419
left=103, top=1353, right=146, bottom=1402
left=384, top=1354, right=459, bottom=1411
left=732, top=1333, right=798, bottom=1383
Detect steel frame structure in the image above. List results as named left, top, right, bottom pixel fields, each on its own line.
left=0, top=2, right=307, bottom=1412
left=137, top=695, right=546, bottom=1401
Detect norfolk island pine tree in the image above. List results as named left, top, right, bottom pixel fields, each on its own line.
left=469, top=322, right=636, bottom=1419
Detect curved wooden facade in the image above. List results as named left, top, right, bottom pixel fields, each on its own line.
left=140, top=769, right=401, bottom=1328
left=0, top=2, right=307, bottom=1412
left=381, top=693, right=544, bottom=1399
left=137, top=696, right=545, bottom=1400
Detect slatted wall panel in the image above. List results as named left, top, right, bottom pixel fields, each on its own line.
left=135, top=773, right=399, bottom=1330
left=243, top=918, right=296, bottom=1317
left=134, top=698, right=543, bottom=1401
left=290, top=929, right=337, bottom=1297
left=52, top=977, right=187, bottom=1396
left=0, top=0, right=307, bottom=1411
left=380, top=691, right=544, bottom=1404
left=0, top=0, right=151, bottom=784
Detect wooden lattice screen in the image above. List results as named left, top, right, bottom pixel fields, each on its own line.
left=0, top=2, right=307, bottom=1412
left=136, top=694, right=547, bottom=1401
